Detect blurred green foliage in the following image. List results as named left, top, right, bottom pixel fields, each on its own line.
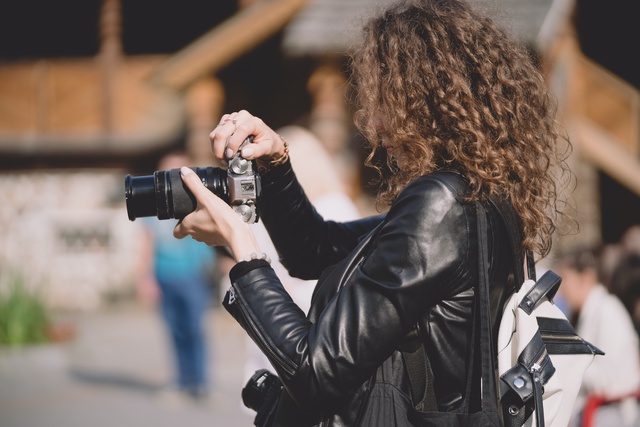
left=0, top=273, right=49, bottom=346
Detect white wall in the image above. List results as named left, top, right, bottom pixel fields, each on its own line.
left=0, top=170, right=142, bottom=311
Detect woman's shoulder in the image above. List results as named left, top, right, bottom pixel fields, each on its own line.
left=378, top=170, right=473, bottom=291
left=384, top=170, right=472, bottom=230
left=398, top=170, right=469, bottom=204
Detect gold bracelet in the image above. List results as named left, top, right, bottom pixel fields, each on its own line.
left=268, top=152, right=289, bottom=167
left=257, top=136, right=290, bottom=173
left=268, top=135, right=289, bottom=166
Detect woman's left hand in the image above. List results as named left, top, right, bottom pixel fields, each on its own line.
left=210, top=110, right=286, bottom=164
left=173, top=167, right=260, bottom=261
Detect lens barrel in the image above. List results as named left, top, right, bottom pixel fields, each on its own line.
left=124, top=174, right=156, bottom=221
left=125, top=167, right=228, bottom=221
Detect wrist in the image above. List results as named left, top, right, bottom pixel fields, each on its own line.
left=238, top=252, right=271, bottom=264
left=257, top=134, right=290, bottom=174
left=227, top=224, right=261, bottom=262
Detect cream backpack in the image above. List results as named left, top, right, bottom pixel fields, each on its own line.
left=482, top=200, right=604, bottom=427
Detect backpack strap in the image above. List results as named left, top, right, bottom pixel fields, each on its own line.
left=405, top=202, right=502, bottom=417
left=489, top=196, right=536, bottom=284
left=399, top=337, right=438, bottom=411
left=519, top=270, right=561, bottom=315
left=488, top=199, right=557, bottom=427
left=474, top=201, right=503, bottom=415
left=399, top=197, right=506, bottom=415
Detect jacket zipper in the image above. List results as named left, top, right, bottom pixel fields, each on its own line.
left=540, top=333, right=582, bottom=342
left=230, top=234, right=373, bottom=427
left=528, top=347, right=548, bottom=427
left=323, top=254, right=367, bottom=427
left=227, top=287, right=237, bottom=304
left=228, top=287, right=297, bottom=377
left=529, top=347, right=547, bottom=373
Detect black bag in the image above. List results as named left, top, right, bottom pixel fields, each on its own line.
left=242, top=369, right=283, bottom=427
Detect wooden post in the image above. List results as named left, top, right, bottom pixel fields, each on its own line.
left=99, top=0, right=122, bottom=134
left=185, top=77, right=226, bottom=167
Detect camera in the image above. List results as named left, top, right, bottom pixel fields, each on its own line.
left=242, top=369, right=282, bottom=413
left=124, top=137, right=261, bottom=223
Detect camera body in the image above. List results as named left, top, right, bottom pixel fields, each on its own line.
left=225, top=140, right=261, bottom=223
left=125, top=137, right=261, bottom=223
left=242, top=368, right=283, bottom=423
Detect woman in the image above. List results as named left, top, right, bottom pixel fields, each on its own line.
left=174, top=0, right=567, bottom=425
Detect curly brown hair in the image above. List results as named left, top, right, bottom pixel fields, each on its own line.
left=350, top=0, right=571, bottom=258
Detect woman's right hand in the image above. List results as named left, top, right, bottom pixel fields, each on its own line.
left=173, top=166, right=261, bottom=262
left=209, top=110, right=288, bottom=164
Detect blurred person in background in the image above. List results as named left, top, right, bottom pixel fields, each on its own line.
left=242, top=125, right=361, bottom=383
left=609, top=253, right=640, bottom=338
left=135, top=151, right=218, bottom=402
left=554, top=246, right=640, bottom=427
left=622, top=225, right=640, bottom=257
left=608, top=225, right=640, bottom=338
left=599, top=226, right=640, bottom=292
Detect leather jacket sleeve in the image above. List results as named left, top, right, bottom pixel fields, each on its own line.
left=223, top=161, right=475, bottom=416
left=256, top=160, right=385, bottom=280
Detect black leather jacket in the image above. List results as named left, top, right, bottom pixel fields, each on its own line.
left=224, top=161, right=514, bottom=426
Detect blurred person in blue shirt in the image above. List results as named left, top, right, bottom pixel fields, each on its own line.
left=136, top=151, right=217, bottom=401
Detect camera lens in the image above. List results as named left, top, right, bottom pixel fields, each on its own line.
left=125, top=166, right=228, bottom=221
left=124, top=174, right=156, bottom=221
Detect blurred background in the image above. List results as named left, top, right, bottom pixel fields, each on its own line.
left=0, top=0, right=637, bottom=426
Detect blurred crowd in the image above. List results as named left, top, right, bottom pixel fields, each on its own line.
left=553, top=226, right=640, bottom=426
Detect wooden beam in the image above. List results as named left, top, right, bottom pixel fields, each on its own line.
left=576, top=55, right=640, bottom=155
left=149, top=0, right=308, bottom=91
left=570, top=118, right=640, bottom=197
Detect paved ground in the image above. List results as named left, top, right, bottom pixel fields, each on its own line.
left=0, top=303, right=256, bottom=427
